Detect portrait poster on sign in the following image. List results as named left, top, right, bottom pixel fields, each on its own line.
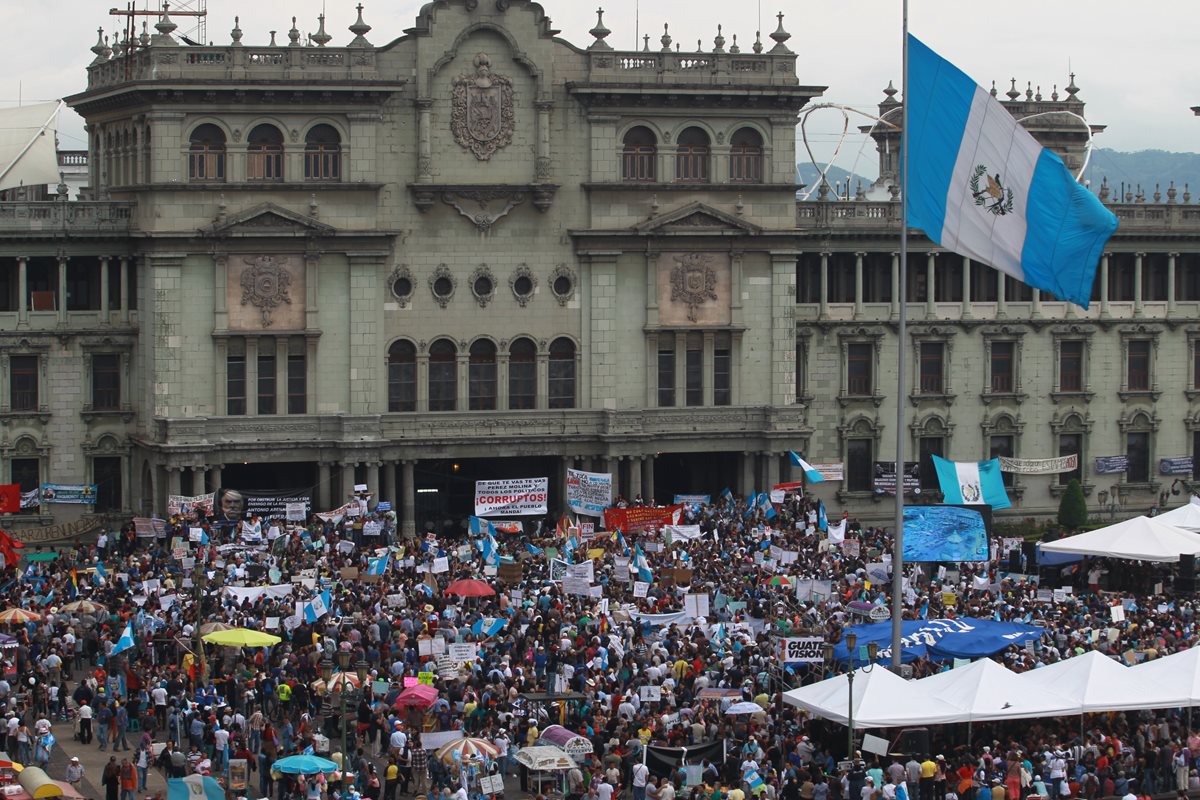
left=566, top=469, right=613, bottom=517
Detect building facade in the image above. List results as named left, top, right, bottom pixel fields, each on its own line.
left=0, top=0, right=1195, bottom=537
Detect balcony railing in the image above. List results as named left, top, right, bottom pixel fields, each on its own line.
left=0, top=202, right=133, bottom=234
left=584, top=49, right=798, bottom=86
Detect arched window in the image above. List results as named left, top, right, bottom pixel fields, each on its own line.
left=247, top=124, right=284, bottom=181
left=468, top=340, right=497, bottom=411
left=428, top=339, right=457, bottom=412
left=621, top=126, right=657, bottom=182
left=188, top=124, right=226, bottom=182
left=675, top=126, right=710, bottom=182
left=1057, top=414, right=1087, bottom=486
left=916, top=417, right=947, bottom=492
left=305, top=124, right=341, bottom=181
left=387, top=340, right=416, bottom=412
left=509, top=338, right=537, bottom=410
left=844, top=418, right=876, bottom=493
left=548, top=337, right=576, bottom=410
left=729, top=127, right=763, bottom=183
left=1126, top=413, right=1154, bottom=483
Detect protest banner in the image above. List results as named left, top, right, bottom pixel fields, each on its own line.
left=780, top=637, right=824, bottom=663
left=603, top=504, right=684, bottom=535
left=168, top=493, right=215, bottom=516
left=475, top=477, right=548, bottom=517
left=40, top=484, right=98, bottom=504
left=567, top=469, right=612, bottom=517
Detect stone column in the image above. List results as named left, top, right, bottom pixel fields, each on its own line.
left=245, top=338, right=259, bottom=414
left=416, top=351, right=430, bottom=412
left=497, top=349, right=510, bottom=411
left=383, top=462, right=397, bottom=506
left=1031, top=287, right=1043, bottom=319
left=1134, top=252, right=1145, bottom=315
left=100, top=256, right=111, bottom=322
left=535, top=100, right=553, bottom=182
left=367, top=462, right=381, bottom=505
left=960, top=255, right=972, bottom=319
left=401, top=460, right=416, bottom=539
left=673, top=331, right=686, bottom=403
left=925, top=252, right=936, bottom=318
left=629, top=457, right=643, bottom=502
left=740, top=452, right=755, bottom=496
left=536, top=349, right=550, bottom=410
left=818, top=252, right=829, bottom=319
left=17, top=257, right=28, bottom=327
left=643, top=456, right=655, bottom=505
left=889, top=252, right=900, bottom=320
left=208, top=465, right=222, bottom=493
left=702, top=331, right=715, bottom=406
left=1169, top=252, right=1178, bottom=316
left=318, top=462, right=331, bottom=510
left=853, top=252, right=864, bottom=318
left=1100, top=253, right=1110, bottom=318
left=764, top=452, right=780, bottom=492
left=997, top=272, right=1007, bottom=318
left=119, top=257, right=130, bottom=322
left=166, top=467, right=181, bottom=499
left=57, top=255, right=68, bottom=323
left=416, top=99, right=434, bottom=183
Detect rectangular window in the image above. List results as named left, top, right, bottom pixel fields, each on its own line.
left=847, top=342, right=873, bottom=396
left=66, top=260, right=101, bottom=311
left=1127, top=340, right=1151, bottom=391
left=685, top=346, right=702, bottom=407
left=1127, top=431, right=1150, bottom=483
left=918, top=437, right=943, bottom=492
left=657, top=347, right=676, bottom=407
left=10, top=458, right=38, bottom=495
left=846, top=439, right=873, bottom=492
left=990, top=342, right=1015, bottom=393
left=796, top=254, right=821, bottom=304
left=227, top=340, right=246, bottom=416
left=918, top=342, right=944, bottom=394
left=548, top=358, right=576, bottom=410
left=287, top=341, right=306, bottom=415
left=469, top=359, right=498, bottom=411
left=989, top=435, right=1015, bottom=488
left=91, top=354, right=120, bottom=410
left=508, top=358, right=535, bottom=411
left=1058, top=433, right=1082, bottom=485
left=1059, top=340, right=1084, bottom=392
left=9, top=356, right=37, bottom=412
left=257, top=350, right=276, bottom=415
left=714, top=339, right=732, bottom=407
left=107, top=260, right=123, bottom=311
left=970, top=263, right=999, bottom=302
left=93, top=456, right=122, bottom=512
left=428, top=361, right=456, bottom=412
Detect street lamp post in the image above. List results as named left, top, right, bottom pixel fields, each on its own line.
left=320, top=655, right=333, bottom=743
left=337, top=650, right=352, bottom=763
left=825, top=633, right=879, bottom=759
left=193, top=571, right=208, bottom=686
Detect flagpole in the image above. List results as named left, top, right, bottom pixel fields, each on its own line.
left=890, top=0, right=910, bottom=671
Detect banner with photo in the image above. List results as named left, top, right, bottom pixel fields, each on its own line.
left=998, top=455, right=1078, bottom=475
left=215, top=487, right=312, bottom=523
left=603, top=504, right=684, bottom=535
left=474, top=477, right=548, bottom=517
left=40, top=484, right=97, bottom=504
left=1093, top=455, right=1129, bottom=475
left=168, top=493, right=215, bottom=516
left=872, top=462, right=920, bottom=495
left=566, top=469, right=612, bottom=517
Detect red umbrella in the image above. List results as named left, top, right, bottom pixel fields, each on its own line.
left=444, top=579, right=496, bottom=598
left=393, top=684, right=439, bottom=708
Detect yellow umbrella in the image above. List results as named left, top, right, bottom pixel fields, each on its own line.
left=201, top=628, right=281, bottom=647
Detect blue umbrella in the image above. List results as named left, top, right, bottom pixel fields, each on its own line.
left=272, top=754, right=339, bottom=775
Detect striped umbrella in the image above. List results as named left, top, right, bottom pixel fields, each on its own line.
left=433, top=736, right=501, bottom=764
left=0, top=608, right=41, bottom=624
left=198, top=621, right=233, bottom=635
left=326, top=672, right=362, bottom=692
left=60, top=599, right=108, bottom=614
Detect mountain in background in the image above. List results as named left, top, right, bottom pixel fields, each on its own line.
left=796, top=163, right=878, bottom=198
left=1083, top=148, right=1200, bottom=200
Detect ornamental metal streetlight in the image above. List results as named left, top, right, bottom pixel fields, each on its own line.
left=824, top=632, right=879, bottom=758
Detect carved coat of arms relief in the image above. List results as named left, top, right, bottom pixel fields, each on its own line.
left=451, top=52, right=515, bottom=161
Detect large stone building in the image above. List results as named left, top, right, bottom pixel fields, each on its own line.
left=0, top=0, right=1194, bottom=538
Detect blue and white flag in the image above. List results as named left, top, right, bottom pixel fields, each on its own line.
left=93, top=561, right=107, bottom=586
left=931, top=455, right=1011, bottom=510
left=633, top=544, right=653, bottom=584
left=524, top=541, right=543, bottom=557
left=168, top=775, right=226, bottom=800
left=303, top=589, right=331, bottom=623
left=367, top=554, right=389, bottom=576
left=817, top=500, right=828, bottom=532
left=788, top=452, right=826, bottom=483
left=471, top=617, right=506, bottom=638
left=755, top=492, right=777, bottom=520
left=906, top=34, right=1117, bottom=307
left=111, top=622, right=135, bottom=656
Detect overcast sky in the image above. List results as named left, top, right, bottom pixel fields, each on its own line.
left=3, top=0, right=1196, bottom=176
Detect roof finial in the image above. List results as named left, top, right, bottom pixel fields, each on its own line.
left=588, top=8, right=612, bottom=51
left=1065, top=72, right=1079, bottom=99
left=1154, top=184, right=1162, bottom=203
left=1006, top=78, right=1019, bottom=101
left=288, top=16, right=302, bottom=46
left=1025, top=81, right=1033, bottom=100
left=90, top=28, right=110, bottom=65
left=1034, top=85, right=1042, bottom=102
left=1051, top=84, right=1059, bottom=101
left=642, top=34, right=650, bottom=51
left=768, top=11, right=791, bottom=53
left=989, top=80, right=997, bottom=98
left=348, top=4, right=372, bottom=47
left=230, top=16, right=243, bottom=46
left=713, top=24, right=726, bottom=53
left=311, top=13, right=331, bottom=46
left=1098, top=176, right=1109, bottom=202
left=729, top=34, right=740, bottom=54
left=140, top=21, right=151, bottom=47
left=153, top=1, right=179, bottom=44
left=1168, top=181, right=1177, bottom=204
left=660, top=23, right=672, bottom=52
left=752, top=30, right=763, bottom=54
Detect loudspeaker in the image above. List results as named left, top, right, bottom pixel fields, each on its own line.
left=1178, top=576, right=1198, bottom=593
left=1182, top=554, right=1197, bottom=575
left=889, top=727, right=930, bottom=758
left=1008, top=550, right=1023, bottom=573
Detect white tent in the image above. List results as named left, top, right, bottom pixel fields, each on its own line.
left=0, top=101, right=62, bottom=192
left=1039, top=515, right=1200, bottom=562
left=1128, top=645, right=1200, bottom=705
left=782, top=665, right=962, bottom=728
left=1155, top=499, right=1200, bottom=533
left=1017, top=650, right=1180, bottom=712
left=913, top=658, right=1077, bottom=721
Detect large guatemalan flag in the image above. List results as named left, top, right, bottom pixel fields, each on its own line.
left=931, top=455, right=1011, bottom=510
left=905, top=35, right=1117, bottom=308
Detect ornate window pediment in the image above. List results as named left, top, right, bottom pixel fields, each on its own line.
left=634, top=201, right=762, bottom=235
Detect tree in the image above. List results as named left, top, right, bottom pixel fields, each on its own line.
left=1057, top=478, right=1088, bottom=530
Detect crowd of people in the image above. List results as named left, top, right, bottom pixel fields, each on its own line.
left=2, top=487, right=1199, bottom=800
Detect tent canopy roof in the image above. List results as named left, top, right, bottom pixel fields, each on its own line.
left=1039, top=515, right=1200, bottom=562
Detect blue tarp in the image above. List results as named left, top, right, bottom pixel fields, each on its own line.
left=1036, top=543, right=1085, bottom=567
left=834, top=617, right=1044, bottom=665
